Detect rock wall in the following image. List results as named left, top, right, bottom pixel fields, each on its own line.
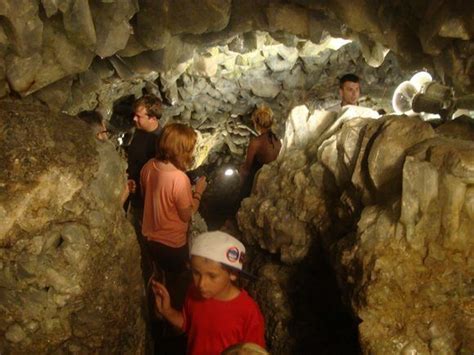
left=161, top=36, right=405, bottom=170
left=0, top=101, right=145, bottom=353
left=238, top=108, right=474, bottom=353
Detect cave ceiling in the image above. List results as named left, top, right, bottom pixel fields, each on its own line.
left=0, top=0, right=472, bottom=121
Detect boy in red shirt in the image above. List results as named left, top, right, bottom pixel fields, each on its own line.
left=152, top=231, right=266, bottom=355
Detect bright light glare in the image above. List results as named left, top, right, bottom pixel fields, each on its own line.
left=224, top=168, right=234, bottom=176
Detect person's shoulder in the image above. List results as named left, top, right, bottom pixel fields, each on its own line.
left=248, top=136, right=258, bottom=143
left=153, top=125, right=163, bottom=137
left=237, top=290, right=260, bottom=309
left=250, top=135, right=264, bottom=147
left=142, top=158, right=156, bottom=170
left=174, top=169, right=190, bottom=180
left=325, top=103, right=342, bottom=113
left=235, top=290, right=264, bottom=323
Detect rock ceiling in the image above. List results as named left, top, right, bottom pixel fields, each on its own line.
left=0, top=0, right=472, bottom=116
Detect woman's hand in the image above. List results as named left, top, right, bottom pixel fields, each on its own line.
left=178, top=176, right=207, bottom=222
left=195, top=176, right=207, bottom=195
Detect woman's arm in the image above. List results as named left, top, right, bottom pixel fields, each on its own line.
left=240, top=138, right=259, bottom=180
left=176, top=176, right=207, bottom=222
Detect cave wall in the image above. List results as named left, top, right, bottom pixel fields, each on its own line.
left=238, top=107, right=474, bottom=353
left=167, top=36, right=406, bottom=169
left=0, top=0, right=472, bottom=115
left=0, top=1, right=473, bottom=353
left=0, top=102, right=145, bottom=353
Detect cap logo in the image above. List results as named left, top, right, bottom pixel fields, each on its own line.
left=226, top=247, right=240, bottom=263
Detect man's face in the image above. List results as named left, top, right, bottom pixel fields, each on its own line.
left=133, top=105, right=158, bottom=132
left=340, top=81, right=361, bottom=106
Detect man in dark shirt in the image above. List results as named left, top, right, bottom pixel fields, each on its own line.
left=127, top=94, right=163, bottom=211
left=126, top=95, right=166, bottom=346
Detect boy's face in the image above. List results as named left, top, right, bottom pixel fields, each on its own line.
left=190, top=256, right=237, bottom=301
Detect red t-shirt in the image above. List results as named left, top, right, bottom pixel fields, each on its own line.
left=182, top=285, right=265, bottom=355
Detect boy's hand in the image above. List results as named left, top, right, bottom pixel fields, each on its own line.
left=151, top=280, right=171, bottom=315
left=150, top=280, right=185, bottom=330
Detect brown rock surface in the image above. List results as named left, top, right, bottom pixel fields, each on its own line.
left=0, top=101, right=145, bottom=353
left=238, top=107, right=474, bottom=353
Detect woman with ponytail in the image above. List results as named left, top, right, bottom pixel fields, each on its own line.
left=239, top=105, right=281, bottom=199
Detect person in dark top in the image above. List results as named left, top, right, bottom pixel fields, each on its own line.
left=126, top=95, right=165, bottom=351
left=127, top=94, right=164, bottom=211
left=239, top=105, right=281, bottom=199
left=78, top=110, right=136, bottom=206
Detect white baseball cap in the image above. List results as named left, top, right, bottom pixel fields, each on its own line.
left=190, top=231, right=255, bottom=279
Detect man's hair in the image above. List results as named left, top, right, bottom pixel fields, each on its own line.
left=133, top=94, right=163, bottom=119
left=339, top=73, right=360, bottom=88
left=157, top=123, right=197, bottom=171
left=77, top=110, right=103, bottom=128
left=251, top=105, right=273, bottom=130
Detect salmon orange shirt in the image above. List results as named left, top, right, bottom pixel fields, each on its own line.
left=140, top=159, right=193, bottom=247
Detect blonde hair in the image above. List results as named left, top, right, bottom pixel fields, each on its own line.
left=157, top=123, right=197, bottom=171
left=251, top=106, right=274, bottom=130
left=222, top=343, right=269, bottom=355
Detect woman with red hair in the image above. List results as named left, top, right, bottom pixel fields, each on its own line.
left=141, top=123, right=207, bottom=275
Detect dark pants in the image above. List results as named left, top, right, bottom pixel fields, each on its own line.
left=146, top=240, right=190, bottom=310
left=146, top=240, right=190, bottom=354
left=146, top=240, right=189, bottom=274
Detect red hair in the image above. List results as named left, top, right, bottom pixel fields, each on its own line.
left=157, top=123, right=197, bottom=171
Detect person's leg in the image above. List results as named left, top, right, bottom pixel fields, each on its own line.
left=162, top=244, right=190, bottom=310
left=146, top=242, right=190, bottom=308
left=147, top=241, right=189, bottom=354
